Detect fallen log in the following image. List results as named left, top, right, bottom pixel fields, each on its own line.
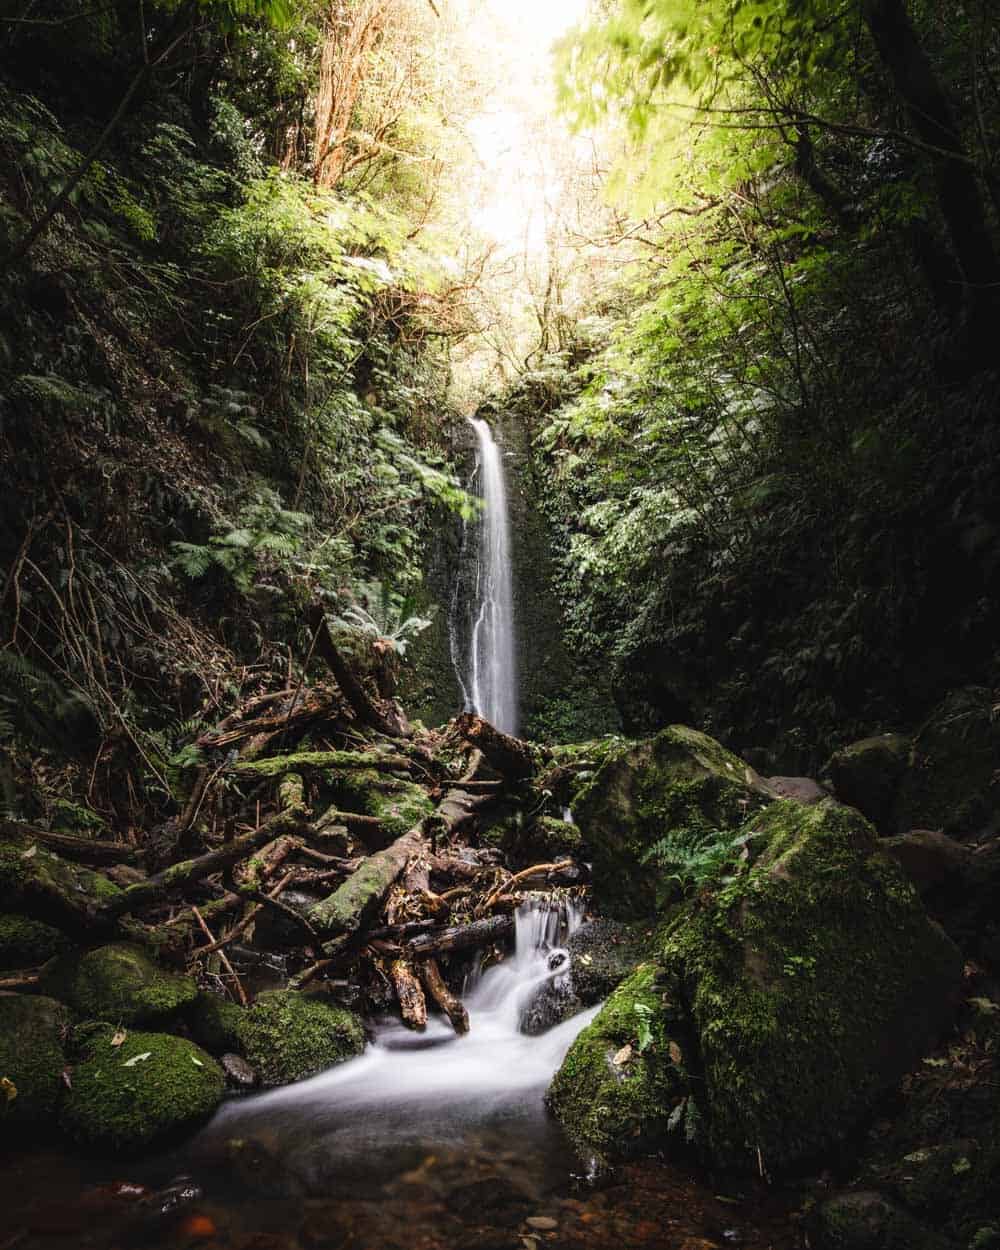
left=452, top=713, right=535, bottom=781
left=309, top=826, right=425, bottom=946
left=420, top=957, right=469, bottom=1034
left=428, top=854, right=484, bottom=882
left=231, top=751, right=415, bottom=779
left=308, top=605, right=411, bottom=738
left=481, top=861, right=579, bottom=911
left=0, top=822, right=138, bottom=867
left=97, top=805, right=308, bottom=922
left=407, top=914, right=514, bottom=958
left=390, top=957, right=427, bottom=1030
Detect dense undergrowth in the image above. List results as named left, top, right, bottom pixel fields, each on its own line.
left=513, top=0, right=1000, bottom=767
left=0, top=0, right=474, bottom=831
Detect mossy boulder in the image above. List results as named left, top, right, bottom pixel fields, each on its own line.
left=894, top=688, right=1000, bottom=836
left=550, top=800, right=962, bottom=1174
left=40, top=942, right=198, bottom=1026
left=60, top=1028, right=224, bottom=1152
left=0, top=913, right=70, bottom=966
left=813, top=1192, right=953, bottom=1250
left=825, top=734, right=910, bottom=831
left=546, top=963, right=693, bottom=1160
left=186, top=991, right=244, bottom=1055
left=236, top=990, right=364, bottom=1087
left=571, top=726, right=774, bottom=916
left=0, top=994, right=73, bottom=1136
left=0, top=837, right=121, bottom=930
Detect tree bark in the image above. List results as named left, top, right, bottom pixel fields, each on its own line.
left=420, top=957, right=469, bottom=1034
left=390, top=957, right=427, bottom=1030
left=406, top=914, right=513, bottom=957
left=308, top=605, right=411, bottom=738
left=452, top=713, right=536, bottom=781
left=0, top=822, right=138, bottom=866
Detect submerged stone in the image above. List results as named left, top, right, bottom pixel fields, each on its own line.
left=40, top=942, right=198, bottom=1026
left=236, top=990, right=364, bottom=1087
left=0, top=994, right=73, bottom=1136
left=60, top=1028, right=224, bottom=1152
left=571, top=725, right=774, bottom=916
left=550, top=799, right=962, bottom=1175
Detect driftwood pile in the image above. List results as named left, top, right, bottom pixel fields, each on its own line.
left=2, top=618, right=585, bottom=1031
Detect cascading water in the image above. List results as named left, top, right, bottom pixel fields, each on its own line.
left=186, top=899, right=598, bottom=1198
left=463, top=416, right=518, bottom=735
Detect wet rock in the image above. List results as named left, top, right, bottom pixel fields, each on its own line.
left=813, top=1191, right=953, bottom=1250
left=893, top=688, right=1000, bottom=836
left=519, top=970, right=581, bottom=1035
left=222, top=1052, right=257, bottom=1088
left=567, top=918, right=647, bottom=1004
left=766, top=776, right=828, bottom=805
left=825, top=734, right=909, bottom=831
left=0, top=993, right=73, bottom=1137
left=236, top=990, right=364, bottom=1086
left=550, top=800, right=962, bottom=1175
left=571, top=726, right=775, bottom=916
left=40, top=942, right=198, bottom=1026
left=59, top=1027, right=224, bottom=1152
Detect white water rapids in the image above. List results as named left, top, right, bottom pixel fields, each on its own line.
left=466, top=416, right=518, bottom=735
left=191, top=901, right=600, bottom=1194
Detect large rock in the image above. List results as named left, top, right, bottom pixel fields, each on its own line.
left=0, top=994, right=73, bottom=1136
left=60, top=1027, right=224, bottom=1152
left=571, top=726, right=775, bottom=916
left=894, top=688, right=1000, bottom=836
left=40, top=942, right=198, bottom=1026
left=549, top=800, right=962, bottom=1175
left=236, top=990, right=364, bottom=1087
left=825, top=734, right=910, bottom=831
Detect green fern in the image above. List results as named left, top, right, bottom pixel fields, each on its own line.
left=640, top=826, right=753, bottom=895
left=0, top=650, right=97, bottom=751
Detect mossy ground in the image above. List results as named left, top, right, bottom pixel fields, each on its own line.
left=41, top=942, right=198, bottom=1026
left=0, top=994, right=73, bottom=1135
left=60, top=1028, right=224, bottom=1152
left=236, top=990, right=364, bottom=1086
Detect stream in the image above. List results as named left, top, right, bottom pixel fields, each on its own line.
left=0, top=902, right=801, bottom=1250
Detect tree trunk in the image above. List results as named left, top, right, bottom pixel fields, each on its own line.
left=420, top=957, right=469, bottom=1033
left=406, top=914, right=514, bottom=957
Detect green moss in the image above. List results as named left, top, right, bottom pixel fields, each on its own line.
left=186, top=991, right=244, bottom=1055
left=571, top=726, right=772, bottom=916
left=40, top=943, right=198, bottom=1026
left=0, top=994, right=73, bottom=1136
left=0, top=913, right=70, bottom=966
left=663, top=800, right=961, bottom=1172
left=60, top=1028, right=224, bottom=1152
left=894, top=688, right=1000, bottom=836
left=328, top=772, right=433, bottom=841
left=236, top=990, right=364, bottom=1087
left=814, top=1192, right=951, bottom=1250
left=547, top=963, right=688, bottom=1161
left=231, top=750, right=405, bottom=778
left=0, top=838, right=122, bottom=916
left=50, top=799, right=111, bottom=839
left=825, top=733, right=909, bottom=831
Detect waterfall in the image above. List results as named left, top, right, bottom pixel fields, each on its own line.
left=465, top=416, right=518, bottom=735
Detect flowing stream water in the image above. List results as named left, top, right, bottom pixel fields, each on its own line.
left=463, top=416, right=518, bottom=735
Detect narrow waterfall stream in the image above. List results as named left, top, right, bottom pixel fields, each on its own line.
left=465, top=417, right=518, bottom=734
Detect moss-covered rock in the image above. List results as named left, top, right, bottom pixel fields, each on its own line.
left=0, top=994, right=73, bottom=1136
left=571, top=726, right=774, bottom=916
left=60, top=1028, right=223, bottom=1152
left=546, top=963, right=692, bottom=1160
left=894, top=688, right=1000, bottom=836
left=550, top=800, right=962, bottom=1175
left=186, top=991, right=244, bottom=1055
left=236, top=990, right=364, bottom=1087
left=825, top=734, right=910, bottom=831
left=40, top=942, right=198, bottom=1026
left=813, top=1192, right=953, bottom=1250
left=0, top=913, right=70, bottom=966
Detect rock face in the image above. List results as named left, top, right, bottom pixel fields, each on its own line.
left=571, top=726, right=775, bottom=916
left=0, top=994, right=73, bottom=1135
left=549, top=800, right=962, bottom=1175
left=236, top=990, right=364, bottom=1086
left=40, top=942, right=198, bottom=1026
left=894, top=687, right=1000, bottom=836
left=825, top=733, right=910, bottom=831
left=60, top=1028, right=224, bottom=1152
